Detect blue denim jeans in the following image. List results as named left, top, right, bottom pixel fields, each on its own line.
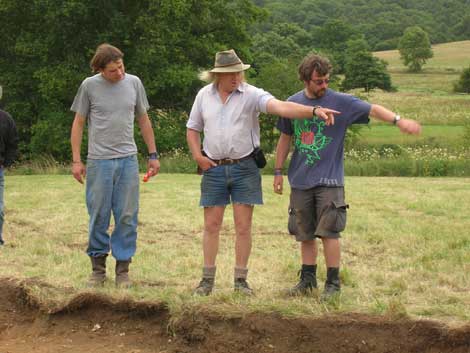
left=200, top=158, right=263, bottom=207
left=85, top=155, right=139, bottom=260
left=0, top=168, right=4, bottom=245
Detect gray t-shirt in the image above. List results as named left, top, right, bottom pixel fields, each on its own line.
left=71, top=73, right=149, bottom=159
left=277, top=89, right=370, bottom=189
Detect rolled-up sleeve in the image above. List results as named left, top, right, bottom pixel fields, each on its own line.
left=186, top=91, right=204, bottom=132
left=255, top=88, right=274, bottom=114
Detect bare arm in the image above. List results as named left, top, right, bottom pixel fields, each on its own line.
left=273, top=133, right=292, bottom=195
left=266, top=98, right=340, bottom=126
left=137, top=113, right=160, bottom=176
left=70, top=113, right=86, bottom=184
left=370, top=104, right=421, bottom=135
left=186, top=128, right=216, bottom=171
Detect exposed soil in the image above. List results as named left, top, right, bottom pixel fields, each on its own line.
left=1, top=277, right=469, bottom=353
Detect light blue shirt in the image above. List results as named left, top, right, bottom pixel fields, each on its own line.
left=187, top=82, right=273, bottom=160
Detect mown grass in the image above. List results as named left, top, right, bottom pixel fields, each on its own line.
left=1, top=174, right=469, bottom=323
left=374, top=40, right=470, bottom=73
left=364, top=40, right=470, bottom=151
left=357, top=125, right=465, bottom=146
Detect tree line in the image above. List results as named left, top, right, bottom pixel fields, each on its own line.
left=0, top=0, right=467, bottom=162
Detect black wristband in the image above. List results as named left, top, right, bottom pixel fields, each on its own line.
left=148, top=152, right=159, bottom=160
left=312, top=105, right=321, bottom=117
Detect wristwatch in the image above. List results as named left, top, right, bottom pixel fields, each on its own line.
left=393, top=115, right=401, bottom=125
left=312, top=105, right=322, bottom=117
left=148, top=152, right=159, bottom=160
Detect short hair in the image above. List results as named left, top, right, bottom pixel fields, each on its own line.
left=90, top=43, right=124, bottom=73
left=298, top=54, right=332, bottom=82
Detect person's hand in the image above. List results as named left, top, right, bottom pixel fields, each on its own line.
left=148, top=159, right=160, bottom=176
left=397, top=119, right=422, bottom=135
left=316, top=107, right=341, bottom=126
left=196, top=156, right=217, bottom=172
left=72, top=161, right=86, bottom=184
left=273, top=175, right=283, bottom=194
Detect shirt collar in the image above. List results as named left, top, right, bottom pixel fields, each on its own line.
left=210, top=82, right=245, bottom=95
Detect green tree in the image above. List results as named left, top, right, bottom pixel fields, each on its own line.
left=342, top=39, right=392, bottom=92
left=0, top=0, right=263, bottom=161
left=454, top=66, right=470, bottom=94
left=250, top=57, right=301, bottom=151
left=398, top=26, right=433, bottom=72
left=313, top=19, right=359, bottom=74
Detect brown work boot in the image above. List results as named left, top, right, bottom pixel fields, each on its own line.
left=193, top=277, right=215, bottom=296
left=87, top=255, right=107, bottom=287
left=115, top=260, right=132, bottom=288
left=234, top=278, right=254, bottom=296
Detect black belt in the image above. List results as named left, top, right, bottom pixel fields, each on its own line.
left=210, top=155, right=253, bottom=166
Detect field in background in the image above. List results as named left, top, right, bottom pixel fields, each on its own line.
left=364, top=40, right=470, bottom=148
left=1, top=174, right=469, bottom=323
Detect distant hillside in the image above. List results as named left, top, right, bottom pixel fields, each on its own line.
left=254, top=0, right=470, bottom=50
left=374, top=40, right=470, bottom=72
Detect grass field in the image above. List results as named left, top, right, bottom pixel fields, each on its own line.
left=1, top=174, right=469, bottom=323
left=363, top=40, right=470, bottom=148
left=374, top=40, right=470, bottom=73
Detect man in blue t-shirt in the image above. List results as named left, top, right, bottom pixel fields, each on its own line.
left=274, top=54, right=421, bottom=300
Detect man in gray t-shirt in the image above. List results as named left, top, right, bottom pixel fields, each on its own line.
left=274, top=54, right=421, bottom=300
left=70, top=43, right=160, bottom=288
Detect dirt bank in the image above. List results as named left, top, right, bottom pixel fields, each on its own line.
left=1, top=278, right=469, bottom=353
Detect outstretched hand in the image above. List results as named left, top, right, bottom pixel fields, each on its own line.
left=397, top=119, right=422, bottom=135
left=316, top=107, right=341, bottom=126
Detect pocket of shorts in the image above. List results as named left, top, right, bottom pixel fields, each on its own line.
left=287, top=207, right=298, bottom=235
left=324, top=201, right=348, bottom=233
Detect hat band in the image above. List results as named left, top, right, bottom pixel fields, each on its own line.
left=215, top=61, right=242, bottom=68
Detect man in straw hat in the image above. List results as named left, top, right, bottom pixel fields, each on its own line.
left=186, top=49, right=340, bottom=295
left=0, top=85, right=19, bottom=246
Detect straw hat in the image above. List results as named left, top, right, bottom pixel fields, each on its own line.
left=209, top=49, right=251, bottom=73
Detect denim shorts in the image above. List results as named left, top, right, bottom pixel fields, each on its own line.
left=288, top=186, right=348, bottom=241
left=200, top=158, right=262, bottom=207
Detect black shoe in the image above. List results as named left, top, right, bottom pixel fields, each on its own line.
left=320, top=267, right=341, bottom=302
left=320, top=282, right=341, bottom=302
left=234, top=278, right=253, bottom=296
left=193, top=277, right=214, bottom=296
left=286, top=268, right=317, bottom=296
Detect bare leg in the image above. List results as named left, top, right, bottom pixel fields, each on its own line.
left=233, top=204, right=254, bottom=268
left=300, top=239, right=318, bottom=265
left=321, top=237, right=340, bottom=267
left=203, top=206, right=225, bottom=267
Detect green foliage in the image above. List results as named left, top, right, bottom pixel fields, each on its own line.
left=0, top=0, right=264, bottom=162
left=342, top=39, right=393, bottom=92
left=257, top=0, right=469, bottom=49
left=463, top=120, right=470, bottom=148
left=398, top=26, right=434, bottom=72
left=453, top=66, right=470, bottom=94
left=313, top=19, right=360, bottom=74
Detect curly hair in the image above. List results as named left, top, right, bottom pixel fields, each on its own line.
left=298, top=54, right=332, bottom=82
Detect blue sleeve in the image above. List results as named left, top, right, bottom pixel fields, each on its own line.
left=346, top=95, right=371, bottom=126
left=276, top=117, right=293, bottom=135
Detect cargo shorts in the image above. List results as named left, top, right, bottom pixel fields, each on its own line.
left=288, top=186, right=348, bottom=241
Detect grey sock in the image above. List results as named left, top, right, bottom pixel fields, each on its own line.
left=234, top=267, right=248, bottom=280
left=202, top=266, right=216, bottom=279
